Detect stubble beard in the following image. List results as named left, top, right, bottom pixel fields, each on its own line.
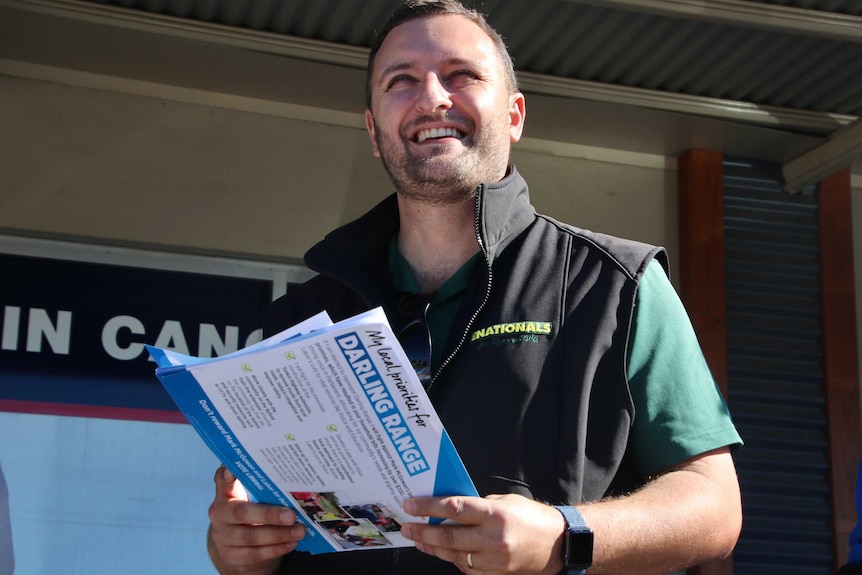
left=373, top=118, right=510, bottom=206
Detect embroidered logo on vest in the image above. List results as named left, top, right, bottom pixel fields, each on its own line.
left=470, top=321, right=552, bottom=347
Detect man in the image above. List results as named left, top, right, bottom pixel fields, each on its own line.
left=207, top=1, right=743, bottom=574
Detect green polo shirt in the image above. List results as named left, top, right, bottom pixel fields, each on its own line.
left=388, top=240, right=482, bottom=371
left=627, top=260, right=742, bottom=474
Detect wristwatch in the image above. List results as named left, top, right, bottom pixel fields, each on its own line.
left=553, top=505, right=594, bottom=575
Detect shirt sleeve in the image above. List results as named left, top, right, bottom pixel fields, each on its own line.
left=626, top=259, right=743, bottom=476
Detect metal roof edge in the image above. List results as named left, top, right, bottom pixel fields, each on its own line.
left=4, top=0, right=857, bottom=137
left=570, top=0, right=862, bottom=42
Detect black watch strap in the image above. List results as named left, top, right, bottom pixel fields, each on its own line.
left=553, top=505, right=593, bottom=575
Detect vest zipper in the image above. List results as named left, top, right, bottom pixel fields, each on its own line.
left=425, top=188, right=493, bottom=392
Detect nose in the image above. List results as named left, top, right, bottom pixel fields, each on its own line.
left=416, top=72, right=452, bottom=113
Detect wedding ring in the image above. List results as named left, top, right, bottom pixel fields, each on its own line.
left=467, top=551, right=474, bottom=569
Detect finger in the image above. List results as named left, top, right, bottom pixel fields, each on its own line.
left=213, top=464, right=235, bottom=484
left=401, top=496, right=489, bottom=554
left=210, top=496, right=301, bottom=528
left=213, top=530, right=302, bottom=570
left=403, top=497, right=510, bottom=571
left=210, top=467, right=297, bottom=527
left=439, top=547, right=476, bottom=573
left=402, top=521, right=477, bottom=555
left=404, top=495, right=487, bottom=525
left=209, top=503, right=307, bottom=565
left=211, top=519, right=306, bottom=550
left=208, top=466, right=306, bottom=571
left=214, top=466, right=251, bottom=503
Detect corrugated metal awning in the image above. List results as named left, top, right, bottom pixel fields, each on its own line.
left=9, top=0, right=862, bottom=186
left=77, top=0, right=862, bottom=119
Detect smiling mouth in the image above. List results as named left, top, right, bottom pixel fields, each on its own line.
left=414, top=127, right=466, bottom=143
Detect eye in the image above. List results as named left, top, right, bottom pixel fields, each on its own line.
left=386, top=74, right=417, bottom=90
left=447, top=70, right=479, bottom=88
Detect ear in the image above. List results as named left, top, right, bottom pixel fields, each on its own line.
left=508, top=92, right=526, bottom=143
left=365, top=109, right=381, bottom=157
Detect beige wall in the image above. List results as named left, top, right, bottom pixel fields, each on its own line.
left=513, top=149, right=678, bottom=272
left=2, top=1, right=817, bottom=289
left=0, top=75, right=678, bottom=272
left=0, top=76, right=389, bottom=261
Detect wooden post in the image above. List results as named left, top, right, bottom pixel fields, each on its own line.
left=818, top=167, right=862, bottom=571
left=678, top=149, right=733, bottom=575
left=678, top=149, right=728, bottom=397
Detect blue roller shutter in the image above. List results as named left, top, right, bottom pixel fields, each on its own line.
left=723, top=158, right=834, bottom=574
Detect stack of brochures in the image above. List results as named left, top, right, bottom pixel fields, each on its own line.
left=146, top=307, right=476, bottom=554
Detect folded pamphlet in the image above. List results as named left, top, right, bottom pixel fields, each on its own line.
left=146, top=307, right=476, bottom=554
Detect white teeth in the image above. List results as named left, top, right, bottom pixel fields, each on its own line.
left=416, top=127, right=463, bottom=143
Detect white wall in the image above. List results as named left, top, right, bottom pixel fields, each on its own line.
left=0, top=412, right=220, bottom=575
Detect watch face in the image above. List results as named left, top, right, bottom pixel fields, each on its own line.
left=565, top=528, right=594, bottom=569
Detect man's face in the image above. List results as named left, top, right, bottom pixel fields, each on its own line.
left=365, top=14, right=525, bottom=203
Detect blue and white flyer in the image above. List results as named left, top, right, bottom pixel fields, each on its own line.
left=146, top=307, right=477, bottom=554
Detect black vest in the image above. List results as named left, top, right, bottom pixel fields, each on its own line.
left=266, top=168, right=666, bottom=574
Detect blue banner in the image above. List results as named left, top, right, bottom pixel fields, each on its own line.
left=0, top=253, right=273, bottom=415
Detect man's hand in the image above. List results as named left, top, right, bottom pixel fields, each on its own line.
left=400, top=448, right=741, bottom=575
left=400, top=493, right=566, bottom=575
left=207, top=466, right=306, bottom=575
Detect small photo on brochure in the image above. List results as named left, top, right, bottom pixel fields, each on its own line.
left=343, top=503, right=402, bottom=533
left=292, top=491, right=351, bottom=522
left=319, top=517, right=392, bottom=549
left=291, top=491, right=400, bottom=550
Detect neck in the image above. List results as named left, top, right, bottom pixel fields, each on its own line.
left=396, top=193, right=479, bottom=293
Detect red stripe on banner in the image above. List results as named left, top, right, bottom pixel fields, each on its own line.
left=0, top=399, right=188, bottom=423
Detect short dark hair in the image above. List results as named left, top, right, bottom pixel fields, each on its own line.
left=365, top=0, right=518, bottom=109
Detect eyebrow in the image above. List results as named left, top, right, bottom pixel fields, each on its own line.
left=378, top=61, right=414, bottom=82
left=377, top=57, right=485, bottom=84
